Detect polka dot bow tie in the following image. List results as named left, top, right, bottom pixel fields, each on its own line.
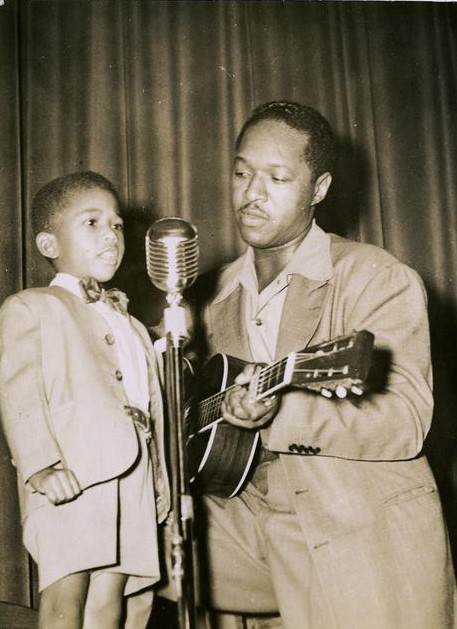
left=79, top=276, right=129, bottom=316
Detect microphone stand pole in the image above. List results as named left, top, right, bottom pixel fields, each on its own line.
left=163, top=294, right=197, bottom=629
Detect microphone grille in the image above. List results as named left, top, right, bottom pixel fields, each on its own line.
left=146, top=217, right=199, bottom=294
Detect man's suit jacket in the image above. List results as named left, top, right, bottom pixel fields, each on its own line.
left=0, top=286, right=170, bottom=522
left=199, top=232, right=456, bottom=626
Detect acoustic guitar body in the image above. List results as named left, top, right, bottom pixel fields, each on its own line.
left=186, top=353, right=260, bottom=498
left=186, top=331, right=374, bottom=498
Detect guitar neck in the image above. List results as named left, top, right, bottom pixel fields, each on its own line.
left=197, top=356, right=291, bottom=431
left=195, top=331, right=374, bottom=432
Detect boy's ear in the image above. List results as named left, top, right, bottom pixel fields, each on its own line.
left=35, top=232, right=58, bottom=260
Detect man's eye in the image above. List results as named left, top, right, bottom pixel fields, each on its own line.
left=85, top=218, right=97, bottom=226
left=113, top=223, right=124, bottom=231
left=271, top=176, right=288, bottom=183
left=234, top=170, right=250, bottom=178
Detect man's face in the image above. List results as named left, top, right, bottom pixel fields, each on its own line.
left=46, top=188, right=125, bottom=282
left=232, top=119, right=323, bottom=249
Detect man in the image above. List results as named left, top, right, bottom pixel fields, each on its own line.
left=190, top=102, right=456, bottom=628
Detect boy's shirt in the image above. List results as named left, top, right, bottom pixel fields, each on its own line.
left=51, top=273, right=149, bottom=413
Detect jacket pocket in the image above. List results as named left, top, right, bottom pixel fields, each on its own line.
left=382, top=484, right=436, bottom=507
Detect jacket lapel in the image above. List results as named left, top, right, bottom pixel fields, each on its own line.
left=275, top=274, right=330, bottom=359
left=210, top=275, right=330, bottom=362
left=210, top=285, right=252, bottom=362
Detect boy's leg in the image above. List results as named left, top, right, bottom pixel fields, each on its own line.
left=39, top=572, right=90, bottom=629
left=83, top=572, right=128, bottom=629
left=124, top=588, right=154, bottom=629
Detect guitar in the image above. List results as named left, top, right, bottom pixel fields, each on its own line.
left=186, top=330, right=374, bottom=498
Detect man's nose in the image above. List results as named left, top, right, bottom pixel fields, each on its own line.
left=245, top=173, right=267, bottom=201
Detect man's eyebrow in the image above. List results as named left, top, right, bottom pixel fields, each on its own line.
left=234, top=156, right=292, bottom=171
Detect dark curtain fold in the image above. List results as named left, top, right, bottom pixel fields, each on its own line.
left=0, top=2, right=34, bottom=608
left=1, top=0, right=456, bottom=607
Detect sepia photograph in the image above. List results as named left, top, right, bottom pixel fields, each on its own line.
left=0, top=1, right=456, bottom=627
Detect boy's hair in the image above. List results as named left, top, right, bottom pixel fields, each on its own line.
left=32, top=171, right=120, bottom=235
left=235, top=101, right=336, bottom=179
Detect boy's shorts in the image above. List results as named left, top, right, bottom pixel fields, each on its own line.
left=23, top=429, right=160, bottom=595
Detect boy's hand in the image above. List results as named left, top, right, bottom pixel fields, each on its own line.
left=28, top=466, right=82, bottom=505
left=221, top=364, right=280, bottom=430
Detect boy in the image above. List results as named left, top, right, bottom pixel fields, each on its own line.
left=0, top=171, right=170, bottom=628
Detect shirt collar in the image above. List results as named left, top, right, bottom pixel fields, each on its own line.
left=213, top=220, right=333, bottom=304
left=50, top=272, right=85, bottom=299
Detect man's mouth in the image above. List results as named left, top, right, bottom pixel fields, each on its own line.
left=238, top=206, right=267, bottom=226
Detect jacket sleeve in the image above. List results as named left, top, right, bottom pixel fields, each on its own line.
left=0, top=294, right=61, bottom=483
left=267, top=262, right=434, bottom=461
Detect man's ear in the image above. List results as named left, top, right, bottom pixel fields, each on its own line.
left=311, top=172, right=332, bottom=206
left=35, top=232, right=59, bottom=260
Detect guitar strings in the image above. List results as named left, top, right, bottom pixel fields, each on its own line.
left=197, top=352, right=353, bottom=427
left=197, top=360, right=288, bottom=427
left=195, top=335, right=364, bottom=429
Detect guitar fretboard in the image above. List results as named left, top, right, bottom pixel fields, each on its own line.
left=198, top=358, right=289, bottom=429
left=195, top=332, right=372, bottom=431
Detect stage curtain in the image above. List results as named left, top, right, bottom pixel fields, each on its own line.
left=0, top=0, right=456, bottom=606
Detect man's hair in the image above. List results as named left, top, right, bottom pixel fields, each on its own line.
left=235, top=101, right=336, bottom=178
left=32, top=171, right=120, bottom=235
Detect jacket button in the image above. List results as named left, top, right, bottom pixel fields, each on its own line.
left=105, top=333, right=115, bottom=345
left=115, top=369, right=123, bottom=381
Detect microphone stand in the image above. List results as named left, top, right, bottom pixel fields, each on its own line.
left=163, top=292, right=197, bottom=629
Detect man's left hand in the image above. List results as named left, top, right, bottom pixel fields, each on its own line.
left=221, top=364, right=280, bottom=429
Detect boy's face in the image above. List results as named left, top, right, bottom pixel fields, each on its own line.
left=39, top=188, right=125, bottom=282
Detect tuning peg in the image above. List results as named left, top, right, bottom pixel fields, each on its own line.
left=335, top=385, right=347, bottom=399
left=351, top=385, right=363, bottom=396
left=320, top=388, right=333, bottom=398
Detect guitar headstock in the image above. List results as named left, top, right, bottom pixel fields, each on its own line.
left=288, top=330, right=374, bottom=398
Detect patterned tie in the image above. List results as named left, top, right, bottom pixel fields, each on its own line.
left=79, top=276, right=129, bottom=316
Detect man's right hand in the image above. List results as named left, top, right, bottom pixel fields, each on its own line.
left=28, top=466, right=82, bottom=505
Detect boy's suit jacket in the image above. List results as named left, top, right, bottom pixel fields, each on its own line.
left=0, top=285, right=170, bottom=521
left=199, top=232, right=456, bottom=625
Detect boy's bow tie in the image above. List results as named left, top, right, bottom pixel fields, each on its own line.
left=79, top=276, right=129, bottom=315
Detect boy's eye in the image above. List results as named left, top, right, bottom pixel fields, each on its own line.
left=85, top=218, right=97, bottom=226
left=113, top=223, right=124, bottom=231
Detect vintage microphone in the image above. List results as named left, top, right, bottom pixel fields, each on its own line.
left=146, top=217, right=199, bottom=340
left=145, top=217, right=199, bottom=629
